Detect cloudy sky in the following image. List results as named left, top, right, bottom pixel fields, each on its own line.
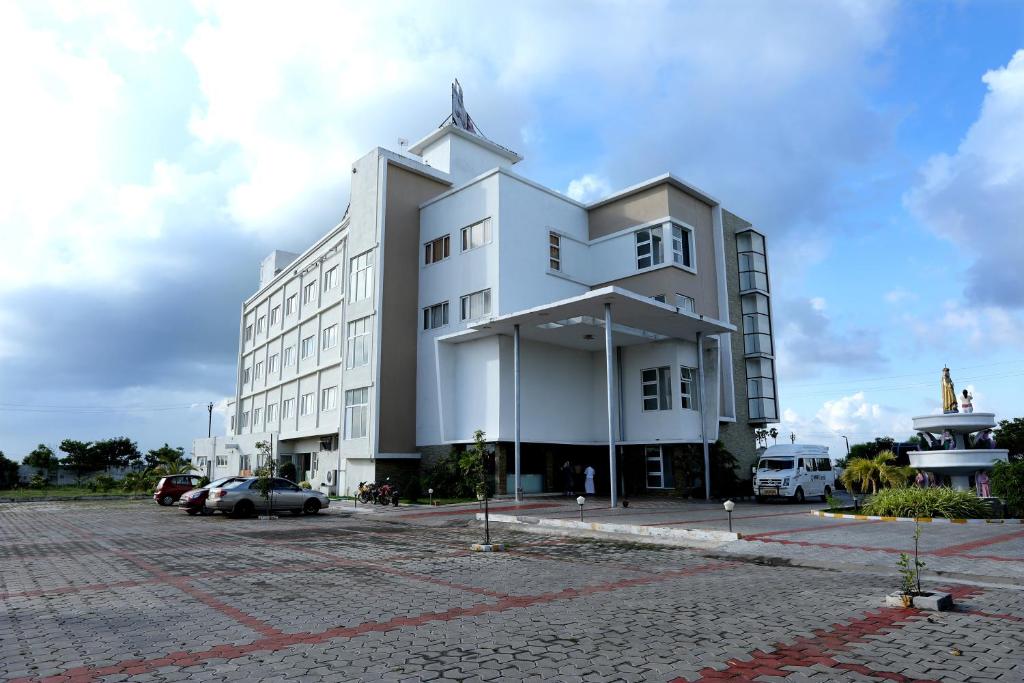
left=2, top=0, right=1023, bottom=460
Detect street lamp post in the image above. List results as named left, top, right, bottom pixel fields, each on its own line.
left=428, top=488, right=434, bottom=506
left=842, top=435, right=850, bottom=455
left=723, top=499, right=735, bottom=532
left=576, top=495, right=586, bottom=521
left=478, top=491, right=490, bottom=545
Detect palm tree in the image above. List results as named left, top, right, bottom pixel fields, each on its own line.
left=152, top=460, right=196, bottom=476
left=768, top=428, right=779, bottom=445
left=840, top=450, right=911, bottom=494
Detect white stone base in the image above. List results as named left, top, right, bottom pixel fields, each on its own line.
left=471, top=543, right=506, bottom=552
left=885, top=591, right=953, bottom=611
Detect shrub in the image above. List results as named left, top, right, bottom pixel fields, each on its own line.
left=279, top=461, right=297, bottom=482
left=29, top=473, right=48, bottom=489
left=990, top=460, right=1024, bottom=516
left=122, top=471, right=157, bottom=492
left=87, top=474, right=117, bottom=493
left=299, top=480, right=312, bottom=489
left=862, top=487, right=991, bottom=519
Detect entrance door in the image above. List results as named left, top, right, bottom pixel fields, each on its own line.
left=645, top=446, right=665, bottom=489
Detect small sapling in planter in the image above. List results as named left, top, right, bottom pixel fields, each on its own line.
left=885, top=522, right=952, bottom=611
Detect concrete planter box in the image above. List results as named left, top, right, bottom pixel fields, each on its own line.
left=885, top=591, right=953, bottom=611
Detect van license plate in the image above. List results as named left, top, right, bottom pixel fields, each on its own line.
left=761, top=488, right=779, bottom=496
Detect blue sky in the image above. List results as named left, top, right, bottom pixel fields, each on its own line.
left=1, top=1, right=1023, bottom=460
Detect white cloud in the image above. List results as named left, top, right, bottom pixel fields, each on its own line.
left=901, top=299, right=1024, bottom=353
left=904, top=50, right=1024, bottom=307
left=777, top=391, right=912, bottom=458
left=775, top=297, right=886, bottom=380
left=884, top=288, right=917, bottom=304
left=566, top=174, right=611, bottom=203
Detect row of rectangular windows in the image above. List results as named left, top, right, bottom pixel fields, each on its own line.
left=422, top=289, right=491, bottom=331
left=641, top=365, right=698, bottom=412
left=233, top=386, right=370, bottom=439
left=242, top=316, right=373, bottom=386
left=244, top=250, right=374, bottom=343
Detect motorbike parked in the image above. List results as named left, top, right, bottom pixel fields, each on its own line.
left=356, top=481, right=377, bottom=504
left=375, top=478, right=400, bottom=507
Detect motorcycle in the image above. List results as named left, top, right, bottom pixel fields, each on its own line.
left=375, top=478, right=401, bottom=507
left=356, top=481, right=377, bottom=504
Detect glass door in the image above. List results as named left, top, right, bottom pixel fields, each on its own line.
left=645, top=446, right=665, bottom=489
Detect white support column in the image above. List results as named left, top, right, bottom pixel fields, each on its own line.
left=513, top=323, right=521, bottom=502
left=604, top=303, right=618, bottom=508
left=697, top=332, right=711, bottom=500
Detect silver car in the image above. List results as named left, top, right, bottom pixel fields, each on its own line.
left=206, top=477, right=330, bottom=517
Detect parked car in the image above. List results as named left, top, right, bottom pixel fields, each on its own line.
left=206, top=477, right=330, bottom=517
left=178, top=477, right=246, bottom=515
left=154, top=474, right=205, bottom=506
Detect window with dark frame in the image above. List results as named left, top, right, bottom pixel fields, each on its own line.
left=424, top=235, right=451, bottom=265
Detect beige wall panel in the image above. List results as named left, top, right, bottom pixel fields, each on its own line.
left=587, top=186, right=669, bottom=239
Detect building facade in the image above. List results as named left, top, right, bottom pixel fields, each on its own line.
left=193, top=87, right=778, bottom=498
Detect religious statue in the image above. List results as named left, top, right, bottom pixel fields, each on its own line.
left=941, top=367, right=958, bottom=414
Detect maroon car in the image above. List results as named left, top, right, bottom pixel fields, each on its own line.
left=154, top=474, right=204, bottom=506
left=178, top=477, right=245, bottom=515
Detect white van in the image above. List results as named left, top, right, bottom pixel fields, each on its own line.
left=752, top=444, right=835, bottom=503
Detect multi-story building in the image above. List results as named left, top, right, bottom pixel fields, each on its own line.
left=193, top=84, right=778, bottom=499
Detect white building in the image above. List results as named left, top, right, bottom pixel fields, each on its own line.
left=194, top=84, right=778, bottom=500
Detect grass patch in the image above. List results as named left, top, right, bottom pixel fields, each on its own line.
left=0, top=486, right=148, bottom=500
left=861, top=487, right=991, bottom=519
left=408, top=497, right=478, bottom=506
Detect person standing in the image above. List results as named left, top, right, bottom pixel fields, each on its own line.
left=961, top=389, right=974, bottom=414
left=976, top=470, right=991, bottom=497
left=584, top=464, right=596, bottom=495
left=914, top=470, right=926, bottom=488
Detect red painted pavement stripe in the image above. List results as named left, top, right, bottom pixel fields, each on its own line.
left=931, top=528, right=1024, bottom=556
left=673, top=606, right=941, bottom=682
left=745, top=536, right=1023, bottom=563
left=396, top=502, right=561, bottom=519
left=648, top=509, right=810, bottom=526
left=743, top=518, right=879, bottom=540
left=24, top=562, right=732, bottom=683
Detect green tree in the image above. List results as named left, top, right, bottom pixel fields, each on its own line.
left=0, top=450, right=20, bottom=488
left=841, top=450, right=912, bottom=494
left=92, top=437, right=142, bottom=471
left=145, top=444, right=186, bottom=470
left=990, top=460, right=1024, bottom=516
left=849, top=436, right=896, bottom=461
left=463, top=429, right=489, bottom=498
left=253, top=440, right=276, bottom=517
left=994, top=418, right=1024, bottom=462
left=768, top=427, right=779, bottom=445
left=23, top=444, right=58, bottom=481
left=59, top=440, right=104, bottom=479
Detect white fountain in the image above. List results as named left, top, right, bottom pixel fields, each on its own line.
left=907, top=368, right=1008, bottom=491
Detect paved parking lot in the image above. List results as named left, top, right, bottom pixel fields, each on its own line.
left=1, top=500, right=1022, bottom=682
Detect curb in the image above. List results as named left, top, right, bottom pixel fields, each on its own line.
left=810, top=510, right=1023, bottom=525
left=478, top=513, right=739, bottom=545
left=0, top=495, right=152, bottom=504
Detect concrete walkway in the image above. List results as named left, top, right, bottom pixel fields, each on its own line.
left=380, top=494, right=1024, bottom=584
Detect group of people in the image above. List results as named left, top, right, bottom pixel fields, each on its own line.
left=913, top=469, right=991, bottom=496
left=917, top=428, right=996, bottom=451
left=561, top=460, right=596, bottom=496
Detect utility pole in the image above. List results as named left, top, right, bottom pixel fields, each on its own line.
left=842, top=435, right=850, bottom=455
left=207, top=402, right=214, bottom=438
left=790, top=431, right=796, bottom=444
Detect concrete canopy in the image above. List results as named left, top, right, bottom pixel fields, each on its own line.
left=438, top=286, right=735, bottom=350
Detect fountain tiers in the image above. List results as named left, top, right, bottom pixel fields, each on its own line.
left=908, top=412, right=1008, bottom=490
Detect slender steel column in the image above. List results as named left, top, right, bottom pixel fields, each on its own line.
left=697, top=332, right=711, bottom=500
left=604, top=303, right=618, bottom=508
left=513, top=323, right=521, bottom=502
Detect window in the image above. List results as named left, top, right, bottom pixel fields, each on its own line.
left=635, top=226, right=664, bottom=269
left=652, top=294, right=666, bottom=303
left=460, top=289, right=491, bottom=321
left=424, top=235, right=450, bottom=265
left=216, top=455, right=228, bottom=468
left=676, top=293, right=696, bottom=313
left=256, top=315, right=266, bottom=333
left=322, top=265, right=339, bottom=292
left=285, top=294, right=297, bottom=316
left=741, top=293, right=773, bottom=355
left=300, top=392, right=316, bottom=416
left=254, top=361, right=263, bottom=379
left=268, top=354, right=279, bottom=374
left=283, top=346, right=295, bottom=367
left=282, top=398, right=294, bottom=419
left=252, top=407, right=262, bottom=426
left=461, top=218, right=492, bottom=251
left=301, top=335, right=316, bottom=359
left=303, top=280, right=317, bottom=305
left=243, top=367, right=251, bottom=384
left=270, top=305, right=280, bottom=326
left=549, top=232, right=561, bottom=271
left=738, top=230, right=769, bottom=292
left=349, top=250, right=374, bottom=302
left=321, top=324, right=338, bottom=350
left=266, top=403, right=277, bottom=423
left=244, top=324, right=253, bottom=341
left=641, top=367, right=671, bottom=411
left=321, top=386, right=338, bottom=411
left=345, top=388, right=369, bottom=438
left=646, top=445, right=666, bottom=489
left=680, top=366, right=698, bottom=410
left=240, top=410, right=249, bottom=427
left=670, top=223, right=692, bottom=267
left=423, top=302, right=449, bottom=330
left=346, top=316, right=372, bottom=368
